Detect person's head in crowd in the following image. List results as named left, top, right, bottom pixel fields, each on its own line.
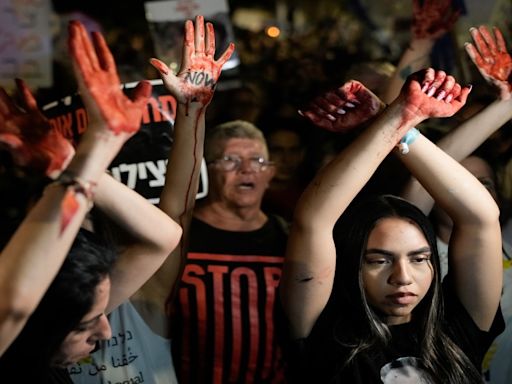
left=208, top=83, right=266, bottom=126
left=204, top=120, right=275, bottom=210
left=333, top=194, right=441, bottom=334
left=266, top=123, right=307, bottom=185
left=0, top=228, right=115, bottom=374
left=330, top=194, right=482, bottom=380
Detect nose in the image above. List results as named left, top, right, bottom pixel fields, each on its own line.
left=388, top=259, right=413, bottom=286
left=94, top=314, right=112, bottom=341
left=238, top=158, right=256, bottom=173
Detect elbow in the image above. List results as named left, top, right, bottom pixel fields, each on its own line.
left=474, top=199, right=501, bottom=228
left=161, top=221, right=183, bottom=255
left=484, top=199, right=501, bottom=226
left=0, top=287, right=37, bottom=327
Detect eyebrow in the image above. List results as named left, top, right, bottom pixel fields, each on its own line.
left=365, top=246, right=431, bottom=257
left=77, top=313, right=103, bottom=328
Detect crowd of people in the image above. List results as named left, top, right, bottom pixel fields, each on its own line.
left=1, top=0, right=512, bottom=383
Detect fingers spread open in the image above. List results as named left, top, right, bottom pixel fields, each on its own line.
left=217, top=43, right=235, bottom=67
left=470, top=27, right=491, bottom=58
left=205, top=22, right=215, bottom=57
left=194, top=15, right=205, bottom=54
left=92, top=31, right=116, bottom=73
left=15, top=79, right=38, bottom=112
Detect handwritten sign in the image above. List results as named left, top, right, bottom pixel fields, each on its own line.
left=0, top=0, right=52, bottom=89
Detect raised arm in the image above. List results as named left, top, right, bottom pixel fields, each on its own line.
left=397, top=124, right=502, bottom=331
left=382, top=0, right=459, bottom=103
left=280, top=68, right=470, bottom=338
left=0, top=57, right=139, bottom=354
left=67, top=20, right=182, bottom=314
left=0, top=118, right=84, bottom=356
left=402, top=25, right=512, bottom=214
left=131, top=15, right=234, bottom=335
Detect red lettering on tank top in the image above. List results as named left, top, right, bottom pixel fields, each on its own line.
left=263, top=266, right=282, bottom=377
left=208, top=265, right=229, bottom=384
left=180, top=264, right=207, bottom=379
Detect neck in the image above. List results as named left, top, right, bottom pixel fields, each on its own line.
left=195, top=200, right=267, bottom=231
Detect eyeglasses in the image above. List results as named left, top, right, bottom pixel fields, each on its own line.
left=208, top=155, right=274, bottom=172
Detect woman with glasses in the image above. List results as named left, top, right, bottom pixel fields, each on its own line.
left=167, top=119, right=290, bottom=383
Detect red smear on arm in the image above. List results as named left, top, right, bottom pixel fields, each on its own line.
left=60, top=189, right=79, bottom=234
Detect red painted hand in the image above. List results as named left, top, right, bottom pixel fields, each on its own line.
left=299, top=80, right=385, bottom=133
left=465, top=25, right=512, bottom=100
left=150, top=15, right=234, bottom=106
left=398, top=68, right=471, bottom=125
left=68, top=20, right=152, bottom=135
left=0, top=79, right=74, bottom=178
left=411, top=0, right=460, bottom=40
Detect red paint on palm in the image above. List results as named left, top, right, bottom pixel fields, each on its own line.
left=301, top=80, right=385, bottom=133
left=150, top=16, right=234, bottom=107
left=68, top=21, right=152, bottom=135
left=411, top=0, right=460, bottom=40
left=0, top=80, right=74, bottom=177
left=465, top=26, right=512, bottom=99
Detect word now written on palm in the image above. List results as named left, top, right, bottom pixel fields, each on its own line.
left=150, top=15, right=234, bottom=106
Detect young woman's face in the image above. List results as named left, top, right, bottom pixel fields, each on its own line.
left=51, top=277, right=112, bottom=367
left=362, top=217, right=434, bottom=325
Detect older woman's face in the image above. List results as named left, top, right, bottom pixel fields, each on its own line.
left=361, top=217, right=434, bottom=325
left=207, top=138, right=275, bottom=210
left=51, top=277, right=112, bottom=367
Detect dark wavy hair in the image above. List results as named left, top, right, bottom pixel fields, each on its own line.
left=331, top=194, right=483, bottom=383
left=0, top=228, right=116, bottom=380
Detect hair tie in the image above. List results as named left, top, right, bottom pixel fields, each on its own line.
left=398, top=127, right=420, bottom=154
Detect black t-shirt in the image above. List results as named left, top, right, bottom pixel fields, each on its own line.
left=281, top=276, right=505, bottom=383
left=170, top=215, right=288, bottom=384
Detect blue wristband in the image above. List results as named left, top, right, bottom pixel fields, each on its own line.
left=398, top=127, right=420, bottom=154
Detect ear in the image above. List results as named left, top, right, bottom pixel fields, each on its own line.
left=265, top=164, right=276, bottom=184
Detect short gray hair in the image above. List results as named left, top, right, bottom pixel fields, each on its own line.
left=204, top=120, right=268, bottom=162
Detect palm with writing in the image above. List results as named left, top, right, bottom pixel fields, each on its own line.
left=411, top=0, right=460, bottom=40
left=299, top=80, right=385, bottom=133
left=398, top=68, right=471, bottom=125
left=150, top=15, right=234, bottom=107
left=0, top=79, right=74, bottom=178
left=465, top=25, right=512, bottom=100
left=68, top=20, right=152, bottom=136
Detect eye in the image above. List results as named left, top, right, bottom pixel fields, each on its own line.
left=364, top=257, right=390, bottom=265
left=73, top=325, right=88, bottom=333
left=411, top=255, right=431, bottom=263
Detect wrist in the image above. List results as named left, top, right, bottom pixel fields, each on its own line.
left=397, top=127, right=420, bottom=154
left=177, top=101, right=206, bottom=116
left=388, top=97, right=425, bottom=130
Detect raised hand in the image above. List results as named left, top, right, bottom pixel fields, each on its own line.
left=0, top=79, right=74, bottom=178
left=68, top=20, right=152, bottom=136
left=299, top=80, right=385, bottom=133
left=411, top=0, right=460, bottom=40
left=149, top=15, right=234, bottom=107
left=398, top=68, right=471, bottom=124
left=465, top=25, right=512, bottom=100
